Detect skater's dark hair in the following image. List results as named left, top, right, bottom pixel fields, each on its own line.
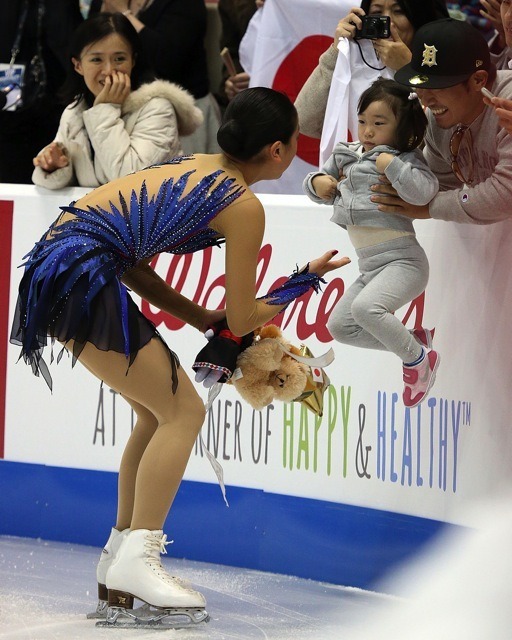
left=59, top=12, right=154, bottom=108
left=358, top=78, right=427, bottom=152
left=217, top=87, right=298, bottom=161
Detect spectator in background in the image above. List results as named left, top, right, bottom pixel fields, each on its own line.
left=472, top=0, right=512, bottom=135
left=217, top=0, right=262, bottom=105
left=374, top=18, right=512, bottom=226
left=32, top=13, right=202, bottom=189
left=480, top=0, right=512, bottom=68
left=295, top=0, right=449, bottom=166
left=88, top=0, right=221, bottom=153
left=0, top=1, right=83, bottom=184
left=217, top=0, right=257, bottom=104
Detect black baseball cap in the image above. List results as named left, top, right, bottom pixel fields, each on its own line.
left=395, top=18, right=491, bottom=90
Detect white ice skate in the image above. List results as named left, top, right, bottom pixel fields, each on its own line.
left=96, top=529, right=209, bottom=629
left=87, top=527, right=129, bottom=619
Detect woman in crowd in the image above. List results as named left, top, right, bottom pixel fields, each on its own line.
left=32, top=12, right=202, bottom=189
left=89, top=0, right=221, bottom=153
left=295, top=0, right=449, bottom=163
left=12, top=87, right=349, bottom=622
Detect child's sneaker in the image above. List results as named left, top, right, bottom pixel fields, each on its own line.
left=402, top=349, right=440, bottom=408
left=411, top=327, right=434, bottom=350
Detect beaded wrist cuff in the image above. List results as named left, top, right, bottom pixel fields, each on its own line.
left=259, top=264, right=325, bottom=309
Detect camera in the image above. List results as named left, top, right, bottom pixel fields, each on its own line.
left=354, top=15, right=391, bottom=40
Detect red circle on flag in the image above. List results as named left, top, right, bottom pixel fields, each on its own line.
left=272, top=35, right=333, bottom=166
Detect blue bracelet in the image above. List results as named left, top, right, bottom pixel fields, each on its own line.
left=259, top=264, right=325, bottom=308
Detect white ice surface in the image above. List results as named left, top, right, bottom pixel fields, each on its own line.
left=6, top=497, right=511, bottom=640
left=0, top=535, right=390, bottom=640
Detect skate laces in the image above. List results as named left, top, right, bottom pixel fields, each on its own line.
left=144, top=532, right=195, bottom=591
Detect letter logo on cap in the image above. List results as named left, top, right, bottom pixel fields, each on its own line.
left=421, top=43, right=438, bottom=68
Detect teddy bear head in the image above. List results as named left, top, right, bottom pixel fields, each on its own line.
left=231, top=324, right=309, bottom=410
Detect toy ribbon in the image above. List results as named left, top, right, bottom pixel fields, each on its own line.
left=273, top=343, right=335, bottom=368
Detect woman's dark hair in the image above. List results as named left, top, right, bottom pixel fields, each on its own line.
left=217, top=87, right=298, bottom=161
left=59, top=13, right=154, bottom=107
left=357, top=78, right=427, bottom=152
left=360, top=0, right=449, bottom=32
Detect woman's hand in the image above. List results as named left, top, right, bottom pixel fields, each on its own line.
left=94, top=70, right=131, bottom=106
left=309, top=250, right=351, bottom=277
left=333, top=6, right=365, bottom=47
left=33, top=142, right=69, bottom=172
left=372, top=22, right=412, bottom=71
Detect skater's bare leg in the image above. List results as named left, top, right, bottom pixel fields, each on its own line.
left=70, top=337, right=205, bottom=529
left=116, top=397, right=158, bottom=531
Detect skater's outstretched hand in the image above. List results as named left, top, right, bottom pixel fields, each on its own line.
left=309, top=250, right=351, bottom=277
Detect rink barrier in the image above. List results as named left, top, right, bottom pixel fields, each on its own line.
left=0, top=460, right=446, bottom=590
left=3, top=184, right=504, bottom=590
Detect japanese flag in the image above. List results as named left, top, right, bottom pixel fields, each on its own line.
left=240, top=0, right=353, bottom=194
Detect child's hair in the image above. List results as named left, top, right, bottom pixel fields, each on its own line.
left=217, top=87, right=298, bottom=161
left=59, top=13, right=154, bottom=107
left=357, top=78, right=427, bottom=152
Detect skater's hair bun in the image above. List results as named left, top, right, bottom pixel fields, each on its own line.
left=217, top=87, right=297, bottom=161
left=217, top=119, right=246, bottom=156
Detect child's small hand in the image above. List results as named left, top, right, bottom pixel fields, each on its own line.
left=376, top=152, right=394, bottom=174
left=312, top=174, right=338, bottom=200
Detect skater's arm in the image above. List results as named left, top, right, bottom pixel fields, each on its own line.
left=215, top=198, right=349, bottom=337
left=121, top=261, right=222, bottom=332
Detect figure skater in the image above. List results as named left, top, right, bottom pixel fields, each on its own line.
left=10, top=87, right=348, bottom=627
left=303, top=78, right=440, bottom=408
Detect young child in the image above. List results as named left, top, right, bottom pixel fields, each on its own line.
left=303, top=78, right=440, bottom=408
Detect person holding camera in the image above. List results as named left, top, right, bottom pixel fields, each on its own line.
left=295, top=0, right=449, bottom=165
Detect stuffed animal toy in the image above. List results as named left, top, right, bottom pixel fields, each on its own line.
left=231, top=325, right=309, bottom=410
left=193, top=321, right=333, bottom=415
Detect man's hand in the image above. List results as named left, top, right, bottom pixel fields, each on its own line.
left=371, top=180, right=431, bottom=219
left=480, top=0, right=506, bottom=50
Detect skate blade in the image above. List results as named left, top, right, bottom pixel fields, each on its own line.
left=95, top=603, right=210, bottom=629
left=87, top=601, right=147, bottom=620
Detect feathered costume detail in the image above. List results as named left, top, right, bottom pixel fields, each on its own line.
left=11, top=157, right=326, bottom=391
left=11, top=159, right=244, bottom=390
